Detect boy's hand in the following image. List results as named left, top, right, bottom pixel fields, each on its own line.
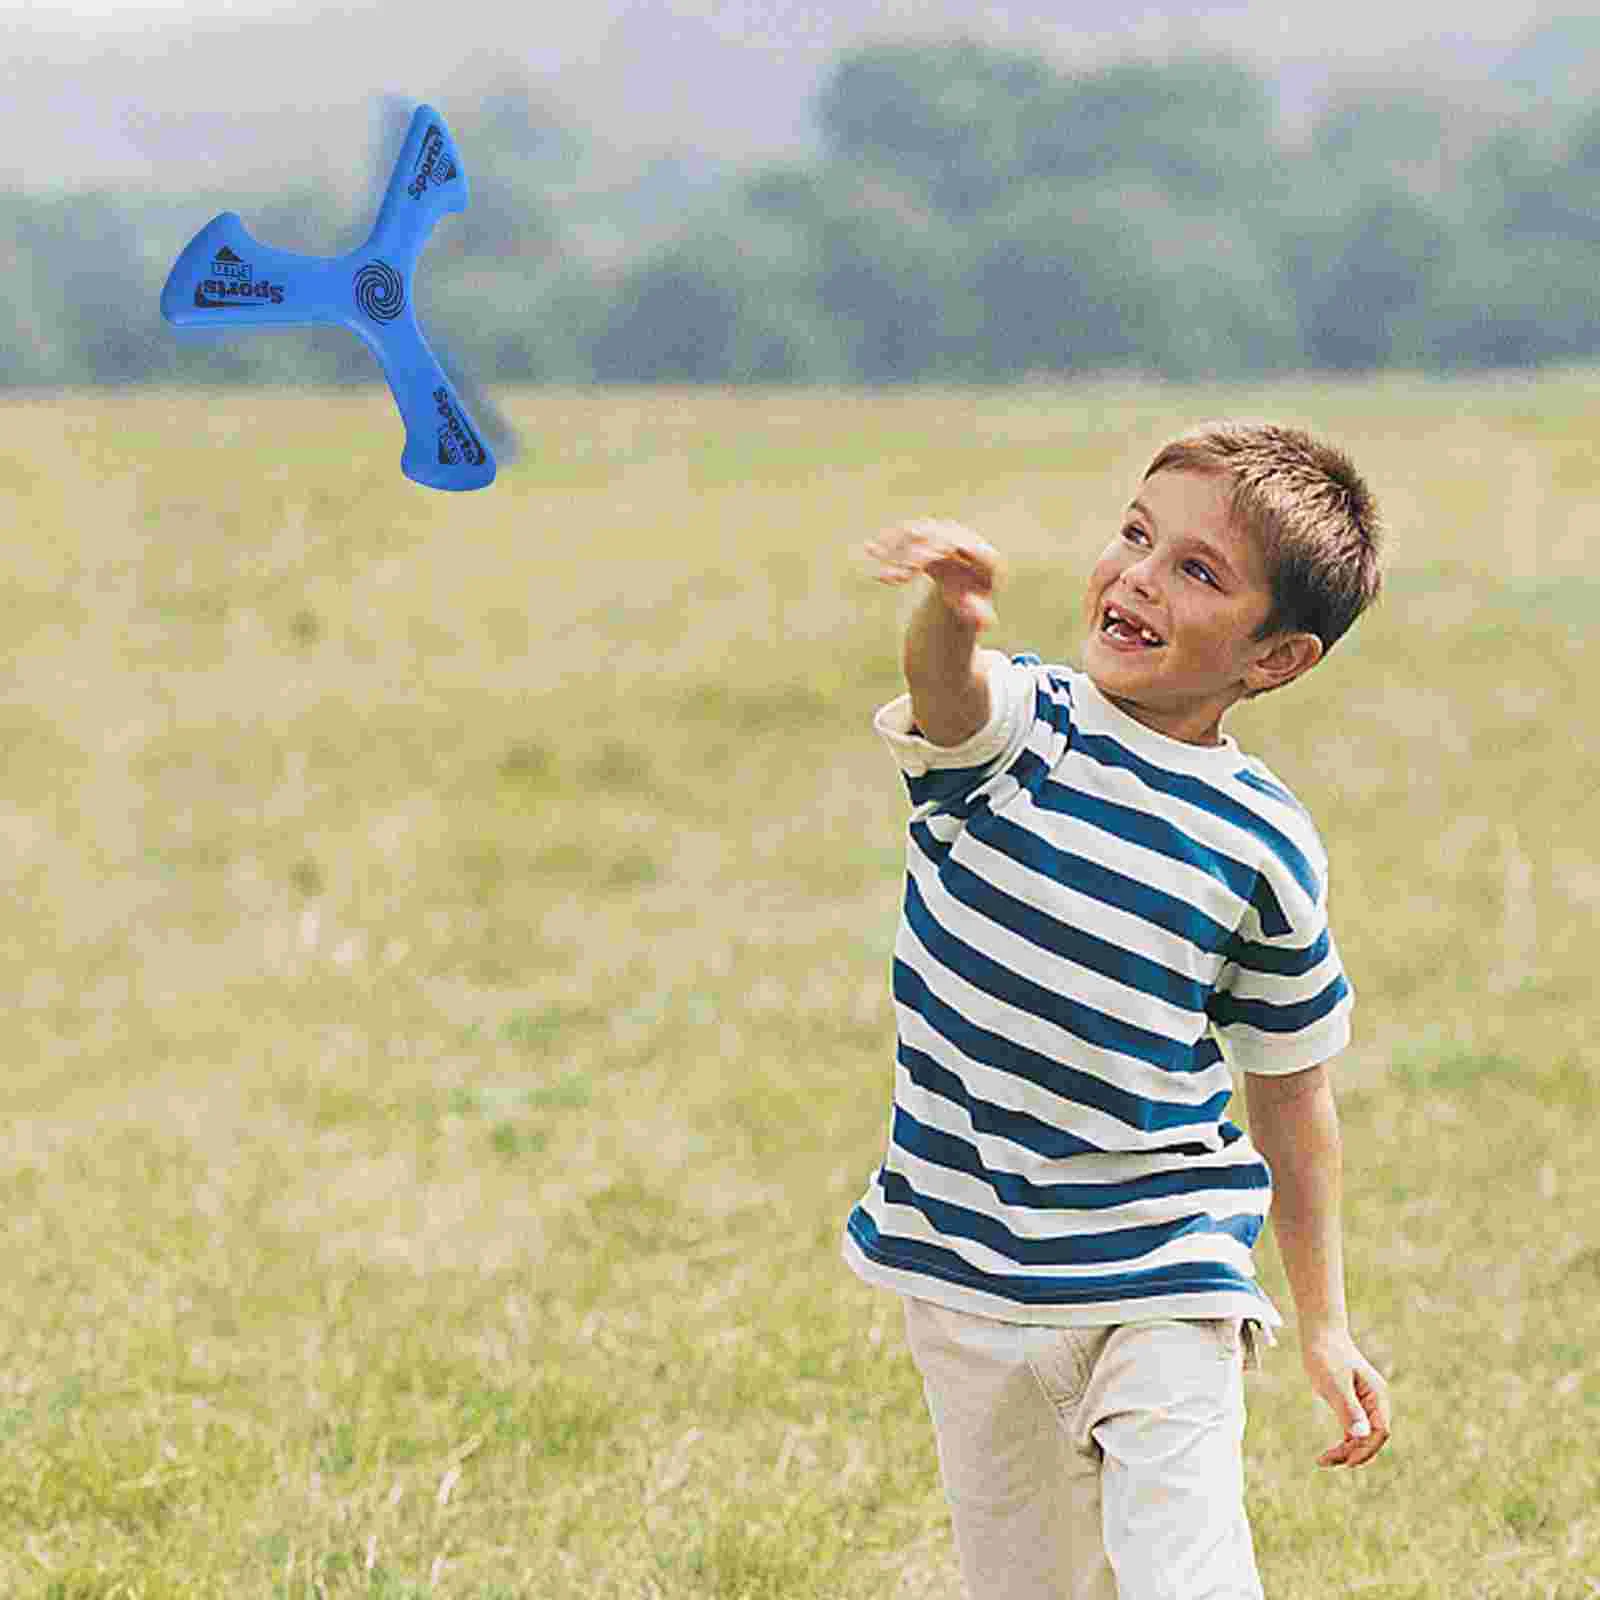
left=864, top=519, right=1002, bottom=631
left=1302, top=1325, right=1391, bottom=1468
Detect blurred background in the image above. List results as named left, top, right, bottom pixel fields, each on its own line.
left=4, top=0, right=1599, bottom=390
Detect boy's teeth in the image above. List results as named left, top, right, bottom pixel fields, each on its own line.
left=1105, top=607, right=1161, bottom=646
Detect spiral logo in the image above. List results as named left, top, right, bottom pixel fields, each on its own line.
left=354, top=259, right=405, bottom=324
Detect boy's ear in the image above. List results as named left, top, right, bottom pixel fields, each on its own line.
left=1246, top=630, right=1323, bottom=695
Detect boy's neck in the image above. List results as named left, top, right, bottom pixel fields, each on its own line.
left=1089, top=676, right=1237, bottom=749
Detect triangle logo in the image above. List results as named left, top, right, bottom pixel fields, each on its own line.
left=214, top=245, right=243, bottom=262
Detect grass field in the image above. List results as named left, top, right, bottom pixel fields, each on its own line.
left=2, top=374, right=1598, bottom=1599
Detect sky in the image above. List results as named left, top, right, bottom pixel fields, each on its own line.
left=0, top=0, right=1567, bottom=191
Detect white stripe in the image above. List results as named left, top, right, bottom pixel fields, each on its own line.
left=842, top=1229, right=1281, bottom=1326
left=955, top=819, right=1233, bottom=984
left=896, top=985, right=1228, bottom=1164
left=908, top=836, right=1214, bottom=1043
left=893, top=1001, right=1152, bottom=1152
left=859, top=1182, right=1260, bottom=1282
left=1001, top=785, right=1254, bottom=935
left=893, top=993, right=1233, bottom=1156
left=1221, top=950, right=1348, bottom=1006
left=1215, top=1008, right=1351, bottom=1076
left=892, top=1059, right=1265, bottom=1193
left=1055, top=711, right=1332, bottom=909
left=886, top=1145, right=1268, bottom=1244
left=895, top=907, right=1232, bottom=1118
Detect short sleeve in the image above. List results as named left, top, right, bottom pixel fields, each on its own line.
left=874, top=650, right=1038, bottom=813
left=1207, top=849, right=1354, bottom=1076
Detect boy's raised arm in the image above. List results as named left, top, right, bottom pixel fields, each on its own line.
left=865, top=518, right=1004, bottom=747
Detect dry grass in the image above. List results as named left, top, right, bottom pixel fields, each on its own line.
left=2, top=374, right=1597, bottom=1598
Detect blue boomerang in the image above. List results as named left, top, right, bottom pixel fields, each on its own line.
left=160, top=104, right=496, bottom=491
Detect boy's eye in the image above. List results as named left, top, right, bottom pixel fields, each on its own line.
left=1121, top=524, right=1147, bottom=545
left=1185, top=560, right=1218, bottom=586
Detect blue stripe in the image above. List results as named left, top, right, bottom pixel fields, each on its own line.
left=847, top=1207, right=1267, bottom=1306
left=902, top=877, right=1226, bottom=1078
left=1226, top=927, right=1332, bottom=978
left=909, top=825, right=1210, bottom=1012
left=1247, top=872, right=1292, bottom=940
left=899, top=1041, right=1105, bottom=1159
left=890, top=1104, right=1269, bottom=1211
left=900, top=671, right=1072, bottom=816
left=906, top=762, right=995, bottom=810
left=913, top=814, right=1236, bottom=958
left=1235, top=766, right=1306, bottom=816
left=1031, top=782, right=1260, bottom=903
left=1031, top=678, right=1074, bottom=740
left=1071, top=728, right=1321, bottom=905
left=1026, top=777, right=1292, bottom=939
left=873, top=1167, right=1263, bottom=1265
left=899, top=1040, right=1233, bottom=1160
left=1006, top=745, right=1063, bottom=805
left=909, top=692, right=1072, bottom=824
left=1208, top=975, right=1350, bottom=1034
left=892, top=958, right=1231, bottom=1130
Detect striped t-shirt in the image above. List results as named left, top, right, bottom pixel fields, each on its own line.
left=843, top=652, right=1353, bottom=1327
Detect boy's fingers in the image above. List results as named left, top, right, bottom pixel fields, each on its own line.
left=1357, top=1367, right=1392, bottom=1433
left=1317, top=1368, right=1390, bottom=1468
left=1347, top=1371, right=1392, bottom=1466
left=1312, top=1372, right=1362, bottom=1466
left=1329, top=1371, right=1364, bottom=1427
left=867, top=521, right=998, bottom=577
left=862, top=523, right=1002, bottom=623
left=863, top=535, right=927, bottom=584
left=864, top=531, right=941, bottom=578
left=1330, top=1422, right=1389, bottom=1469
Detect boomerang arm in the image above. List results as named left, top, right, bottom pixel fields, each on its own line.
left=365, top=105, right=471, bottom=271
left=161, top=213, right=355, bottom=328
left=349, top=313, right=496, bottom=492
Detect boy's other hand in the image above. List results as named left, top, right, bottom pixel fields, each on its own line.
left=1302, top=1326, right=1391, bottom=1468
left=864, top=519, right=1002, bottom=631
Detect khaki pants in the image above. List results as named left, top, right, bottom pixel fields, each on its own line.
left=902, top=1297, right=1265, bottom=1600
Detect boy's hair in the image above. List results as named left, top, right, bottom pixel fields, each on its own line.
left=1144, top=421, right=1382, bottom=655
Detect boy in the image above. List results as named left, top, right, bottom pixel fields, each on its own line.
left=843, top=422, right=1392, bottom=1600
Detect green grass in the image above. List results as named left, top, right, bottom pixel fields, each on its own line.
left=1, top=375, right=1598, bottom=1596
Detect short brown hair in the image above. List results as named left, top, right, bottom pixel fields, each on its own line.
left=1144, top=421, right=1382, bottom=654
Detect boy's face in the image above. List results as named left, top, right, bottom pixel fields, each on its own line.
left=1081, top=469, right=1316, bottom=746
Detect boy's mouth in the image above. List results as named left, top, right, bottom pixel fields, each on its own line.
left=1100, top=602, right=1165, bottom=650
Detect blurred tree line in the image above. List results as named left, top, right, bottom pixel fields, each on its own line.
left=5, top=38, right=1600, bottom=388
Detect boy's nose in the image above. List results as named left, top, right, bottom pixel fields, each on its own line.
left=1122, top=562, right=1160, bottom=602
